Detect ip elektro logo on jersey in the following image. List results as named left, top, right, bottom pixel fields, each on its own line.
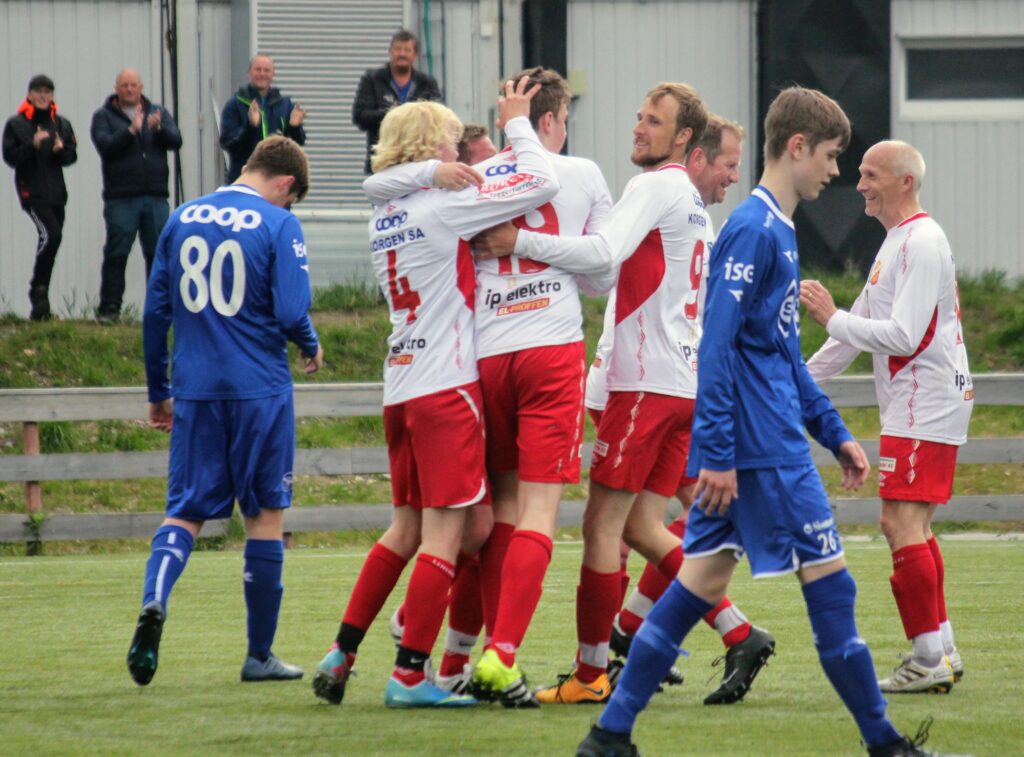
left=181, top=204, right=262, bottom=232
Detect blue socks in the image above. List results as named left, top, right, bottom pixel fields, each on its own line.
left=142, top=525, right=194, bottom=609
left=803, top=569, right=901, bottom=748
left=243, top=539, right=285, bottom=661
left=599, top=579, right=712, bottom=735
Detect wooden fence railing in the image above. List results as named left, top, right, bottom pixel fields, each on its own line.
left=1, top=375, right=1022, bottom=541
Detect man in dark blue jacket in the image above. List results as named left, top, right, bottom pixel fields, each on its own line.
left=91, top=68, right=182, bottom=322
left=219, top=55, right=306, bottom=183
left=352, top=30, right=443, bottom=173
left=2, top=74, right=78, bottom=320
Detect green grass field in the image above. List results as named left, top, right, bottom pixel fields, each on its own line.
left=1, top=537, right=1021, bottom=755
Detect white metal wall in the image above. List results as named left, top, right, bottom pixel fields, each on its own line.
left=892, top=0, right=1024, bottom=279
left=0, top=0, right=161, bottom=318
left=567, top=0, right=757, bottom=229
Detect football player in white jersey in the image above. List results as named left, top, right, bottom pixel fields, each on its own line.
left=597, top=116, right=777, bottom=706
left=474, top=82, right=710, bottom=705
left=803, top=140, right=972, bottom=694
left=312, top=78, right=560, bottom=709
left=360, top=67, right=615, bottom=707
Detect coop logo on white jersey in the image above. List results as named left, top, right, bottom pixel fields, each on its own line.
left=181, top=204, right=261, bottom=232
left=485, top=163, right=517, bottom=176
left=375, top=211, right=409, bottom=231
left=777, top=279, right=800, bottom=337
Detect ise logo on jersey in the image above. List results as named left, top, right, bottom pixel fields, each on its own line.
left=777, top=279, right=800, bottom=338
left=723, top=256, right=754, bottom=302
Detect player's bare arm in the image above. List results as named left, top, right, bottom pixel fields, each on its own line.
left=471, top=221, right=518, bottom=260
left=694, top=468, right=738, bottom=516
left=148, top=399, right=173, bottom=432
left=800, top=279, right=838, bottom=327
left=836, top=440, right=870, bottom=490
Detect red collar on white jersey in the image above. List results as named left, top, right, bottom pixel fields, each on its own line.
left=897, top=211, right=929, bottom=228
left=657, top=162, right=687, bottom=173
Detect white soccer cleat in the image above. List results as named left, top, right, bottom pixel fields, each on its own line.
left=947, top=647, right=963, bottom=682
left=435, top=662, right=473, bottom=695
left=878, top=655, right=954, bottom=694
left=389, top=608, right=403, bottom=647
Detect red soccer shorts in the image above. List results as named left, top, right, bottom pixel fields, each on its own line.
left=878, top=435, right=959, bottom=504
left=590, top=390, right=695, bottom=497
left=384, top=382, right=489, bottom=509
left=478, top=341, right=586, bottom=484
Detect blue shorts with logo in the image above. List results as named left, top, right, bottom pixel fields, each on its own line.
left=684, top=464, right=843, bottom=578
left=165, top=392, right=295, bottom=521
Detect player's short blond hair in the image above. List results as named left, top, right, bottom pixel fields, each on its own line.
left=245, top=135, right=310, bottom=202
left=372, top=101, right=464, bottom=173
left=645, top=82, right=708, bottom=148
left=686, top=114, right=746, bottom=164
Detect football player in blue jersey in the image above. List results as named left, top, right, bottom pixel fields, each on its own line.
left=578, top=89, right=955, bottom=757
left=128, top=135, right=322, bottom=686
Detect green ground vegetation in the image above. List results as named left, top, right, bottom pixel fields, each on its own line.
left=0, top=539, right=1020, bottom=755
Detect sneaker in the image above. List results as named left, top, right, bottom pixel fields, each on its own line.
left=470, top=649, right=539, bottom=707
left=535, top=671, right=612, bottom=704
left=29, top=286, right=51, bottom=322
left=312, top=643, right=352, bottom=704
left=878, top=655, right=954, bottom=694
left=867, top=716, right=968, bottom=756
left=609, top=619, right=684, bottom=687
left=703, top=626, right=775, bottom=705
left=389, top=608, right=403, bottom=647
left=384, top=676, right=477, bottom=708
left=127, top=600, right=166, bottom=686
left=96, top=311, right=119, bottom=325
left=240, top=653, right=304, bottom=682
left=947, top=647, right=963, bottom=682
left=436, top=662, right=473, bottom=695
left=576, top=724, right=640, bottom=757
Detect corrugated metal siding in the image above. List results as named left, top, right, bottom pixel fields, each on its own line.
left=0, top=0, right=157, bottom=318
left=254, top=0, right=406, bottom=208
left=567, top=0, right=756, bottom=228
left=892, top=0, right=1024, bottom=278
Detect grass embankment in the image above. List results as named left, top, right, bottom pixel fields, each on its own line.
left=0, top=272, right=1022, bottom=546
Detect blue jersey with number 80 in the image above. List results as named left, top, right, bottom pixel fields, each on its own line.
left=144, top=184, right=318, bottom=401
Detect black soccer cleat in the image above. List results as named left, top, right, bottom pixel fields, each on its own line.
left=127, top=600, right=166, bottom=686
left=867, top=717, right=967, bottom=756
left=576, top=724, right=641, bottom=757
left=703, top=625, right=775, bottom=705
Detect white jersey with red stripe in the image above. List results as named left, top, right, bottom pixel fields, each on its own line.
left=583, top=197, right=711, bottom=407
left=368, top=116, right=559, bottom=406
left=475, top=150, right=613, bottom=358
left=806, top=212, right=973, bottom=444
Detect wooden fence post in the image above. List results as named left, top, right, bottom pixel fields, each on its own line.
left=23, top=422, right=43, bottom=554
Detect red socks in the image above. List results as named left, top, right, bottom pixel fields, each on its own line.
left=575, top=565, right=622, bottom=683
left=342, top=542, right=409, bottom=631
left=439, top=553, right=483, bottom=677
left=890, top=542, right=940, bottom=639
left=488, top=530, right=553, bottom=666
left=926, top=535, right=948, bottom=623
left=399, top=554, right=456, bottom=665
left=703, top=597, right=752, bottom=648
left=479, top=522, right=515, bottom=639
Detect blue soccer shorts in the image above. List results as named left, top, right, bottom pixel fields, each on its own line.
left=684, top=464, right=843, bottom=578
left=165, top=392, right=295, bottom=521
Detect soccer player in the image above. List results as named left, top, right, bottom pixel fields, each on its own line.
left=311, top=77, right=560, bottom=709
left=576, top=88, right=947, bottom=757
left=595, top=116, right=776, bottom=705
left=473, top=82, right=710, bottom=706
left=457, top=123, right=498, bottom=164
left=359, top=68, right=614, bottom=706
left=128, top=135, right=322, bottom=686
left=803, top=140, right=971, bottom=694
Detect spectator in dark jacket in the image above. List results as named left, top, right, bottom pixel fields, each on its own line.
left=2, top=74, right=78, bottom=321
left=352, top=29, right=443, bottom=173
left=91, top=68, right=182, bottom=322
left=220, top=55, right=306, bottom=183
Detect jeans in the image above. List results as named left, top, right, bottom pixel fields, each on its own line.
left=99, top=195, right=170, bottom=315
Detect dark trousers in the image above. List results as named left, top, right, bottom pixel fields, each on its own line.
left=24, top=201, right=65, bottom=294
left=99, top=195, right=170, bottom=315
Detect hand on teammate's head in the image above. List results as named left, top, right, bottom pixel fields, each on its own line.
left=496, top=75, right=542, bottom=130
